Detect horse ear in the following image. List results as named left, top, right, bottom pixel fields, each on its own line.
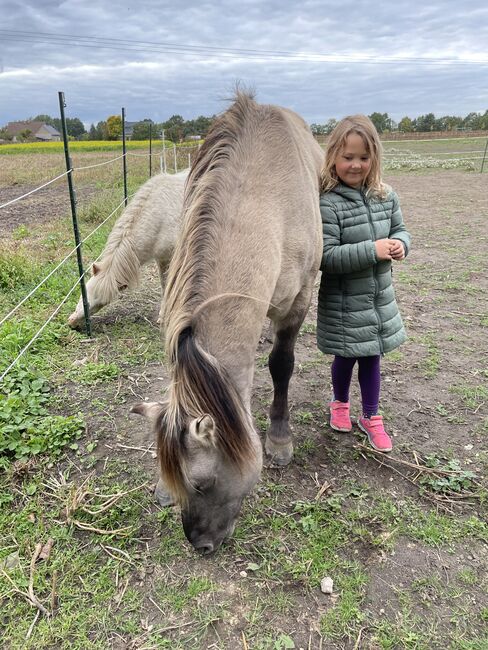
left=92, top=263, right=101, bottom=275
left=130, top=401, right=164, bottom=425
left=189, top=414, right=216, bottom=447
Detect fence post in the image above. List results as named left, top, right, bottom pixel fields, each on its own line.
left=173, top=143, right=177, bottom=173
left=121, top=107, right=128, bottom=206
left=481, top=138, right=488, bottom=173
left=149, top=122, right=152, bottom=178
left=58, top=91, right=92, bottom=338
left=162, top=128, right=167, bottom=173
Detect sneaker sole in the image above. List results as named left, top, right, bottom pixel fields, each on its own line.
left=358, top=421, right=392, bottom=452
left=330, top=423, right=352, bottom=433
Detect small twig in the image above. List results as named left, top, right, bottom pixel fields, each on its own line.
left=25, top=610, right=40, bottom=640
left=28, top=543, right=50, bottom=617
left=1, top=560, right=49, bottom=618
left=148, top=595, right=166, bottom=616
left=353, top=627, right=366, bottom=650
left=114, top=578, right=129, bottom=610
left=242, top=631, right=249, bottom=650
left=315, top=480, right=332, bottom=501
left=117, top=442, right=155, bottom=454
left=355, top=444, right=475, bottom=477
left=50, top=570, right=58, bottom=612
left=357, top=449, right=454, bottom=512
left=450, top=309, right=485, bottom=317
left=100, top=544, right=136, bottom=566
left=71, top=520, right=134, bottom=536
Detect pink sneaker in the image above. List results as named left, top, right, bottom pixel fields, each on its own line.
left=358, top=415, right=392, bottom=452
left=329, top=401, right=352, bottom=432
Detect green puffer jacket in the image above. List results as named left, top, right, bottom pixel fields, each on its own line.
left=317, top=183, right=411, bottom=358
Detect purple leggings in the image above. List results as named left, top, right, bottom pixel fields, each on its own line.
left=331, top=355, right=381, bottom=417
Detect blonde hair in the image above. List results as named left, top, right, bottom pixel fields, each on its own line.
left=320, top=114, right=388, bottom=199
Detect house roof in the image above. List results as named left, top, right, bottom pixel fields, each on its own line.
left=43, top=124, right=61, bottom=135
left=5, top=121, right=61, bottom=136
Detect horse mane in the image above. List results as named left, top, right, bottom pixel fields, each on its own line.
left=91, top=172, right=183, bottom=302
left=92, top=239, right=141, bottom=303
left=159, top=91, right=266, bottom=498
left=163, top=90, right=282, bottom=353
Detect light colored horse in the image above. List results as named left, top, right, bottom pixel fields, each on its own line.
left=132, top=92, right=323, bottom=554
left=67, top=171, right=187, bottom=328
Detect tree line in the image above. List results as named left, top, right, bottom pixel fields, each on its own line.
left=0, top=113, right=215, bottom=143
left=2, top=108, right=487, bottom=143
left=311, top=110, right=488, bottom=135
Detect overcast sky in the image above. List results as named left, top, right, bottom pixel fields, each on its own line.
left=1, top=0, right=487, bottom=129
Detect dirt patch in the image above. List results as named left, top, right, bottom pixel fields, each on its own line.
left=0, top=183, right=98, bottom=239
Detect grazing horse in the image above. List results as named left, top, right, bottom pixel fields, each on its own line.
left=132, top=92, right=323, bottom=553
left=67, top=171, right=187, bottom=328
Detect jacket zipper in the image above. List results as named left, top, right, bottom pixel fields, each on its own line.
left=361, top=190, right=384, bottom=354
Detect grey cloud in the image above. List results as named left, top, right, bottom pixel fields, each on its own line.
left=0, top=0, right=487, bottom=125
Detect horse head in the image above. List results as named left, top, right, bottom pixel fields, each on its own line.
left=131, top=400, right=262, bottom=554
left=67, top=262, right=128, bottom=328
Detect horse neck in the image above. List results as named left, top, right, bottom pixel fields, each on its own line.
left=98, top=226, right=142, bottom=292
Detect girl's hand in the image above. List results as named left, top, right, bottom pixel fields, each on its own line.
left=389, top=239, right=405, bottom=260
left=375, top=239, right=393, bottom=260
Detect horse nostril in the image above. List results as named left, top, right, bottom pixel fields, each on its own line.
left=194, top=542, right=214, bottom=555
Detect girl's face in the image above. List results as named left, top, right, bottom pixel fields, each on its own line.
left=334, top=133, right=372, bottom=188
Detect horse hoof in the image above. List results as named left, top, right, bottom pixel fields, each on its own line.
left=154, top=478, right=175, bottom=507
left=264, top=438, right=293, bottom=466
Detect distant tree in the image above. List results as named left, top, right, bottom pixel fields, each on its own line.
left=480, top=110, right=488, bottom=130
left=310, top=123, right=328, bottom=135
left=88, top=124, right=98, bottom=140
left=415, top=113, right=436, bottom=132
left=106, top=115, right=122, bottom=140
left=95, top=121, right=108, bottom=139
left=66, top=117, right=85, bottom=139
left=162, top=115, right=185, bottom=143
left=398, top=116, right=414, bottom=133
left=324, top=118, right=338, bottom=134
left=462, top=112, right=482, bottom=130
left=19, top=129, right=33, bottom=141
left=131, top=119, right=154, bottom=140
left=33, top=114, right=57, bottom=127
left=368, top=112, right=392, bottom=134
left=0, top=127, right=13, bottom=141
left=434, top=115, right=462, bottom=131
left=191, top=115, right=214, bottom=137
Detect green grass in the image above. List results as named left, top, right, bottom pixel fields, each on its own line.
left=0, top=139, right=202, bottom=155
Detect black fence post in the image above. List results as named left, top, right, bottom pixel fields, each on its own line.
left=121, top=107, right=128, bottom=206
left=481, top=138, right=488, bottom=174
left=149, top=122, right=152, bottom=178
left=58, top=91, right=92, bottom=338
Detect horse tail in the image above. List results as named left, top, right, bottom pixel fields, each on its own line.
left=158, top=326, right=255, bottom=502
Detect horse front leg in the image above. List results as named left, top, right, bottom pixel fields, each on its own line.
left=156, top=260, right=168, bottom=326
left=265, top=325, right=299, bottom=466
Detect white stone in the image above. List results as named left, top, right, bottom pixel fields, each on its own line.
left=320, top=577, right=333, bottom=594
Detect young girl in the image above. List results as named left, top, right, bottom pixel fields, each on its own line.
left=317, top=115, right=411, bottom=452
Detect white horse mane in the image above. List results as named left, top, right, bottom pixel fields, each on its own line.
left=68, top=171, right=187, bottom=327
